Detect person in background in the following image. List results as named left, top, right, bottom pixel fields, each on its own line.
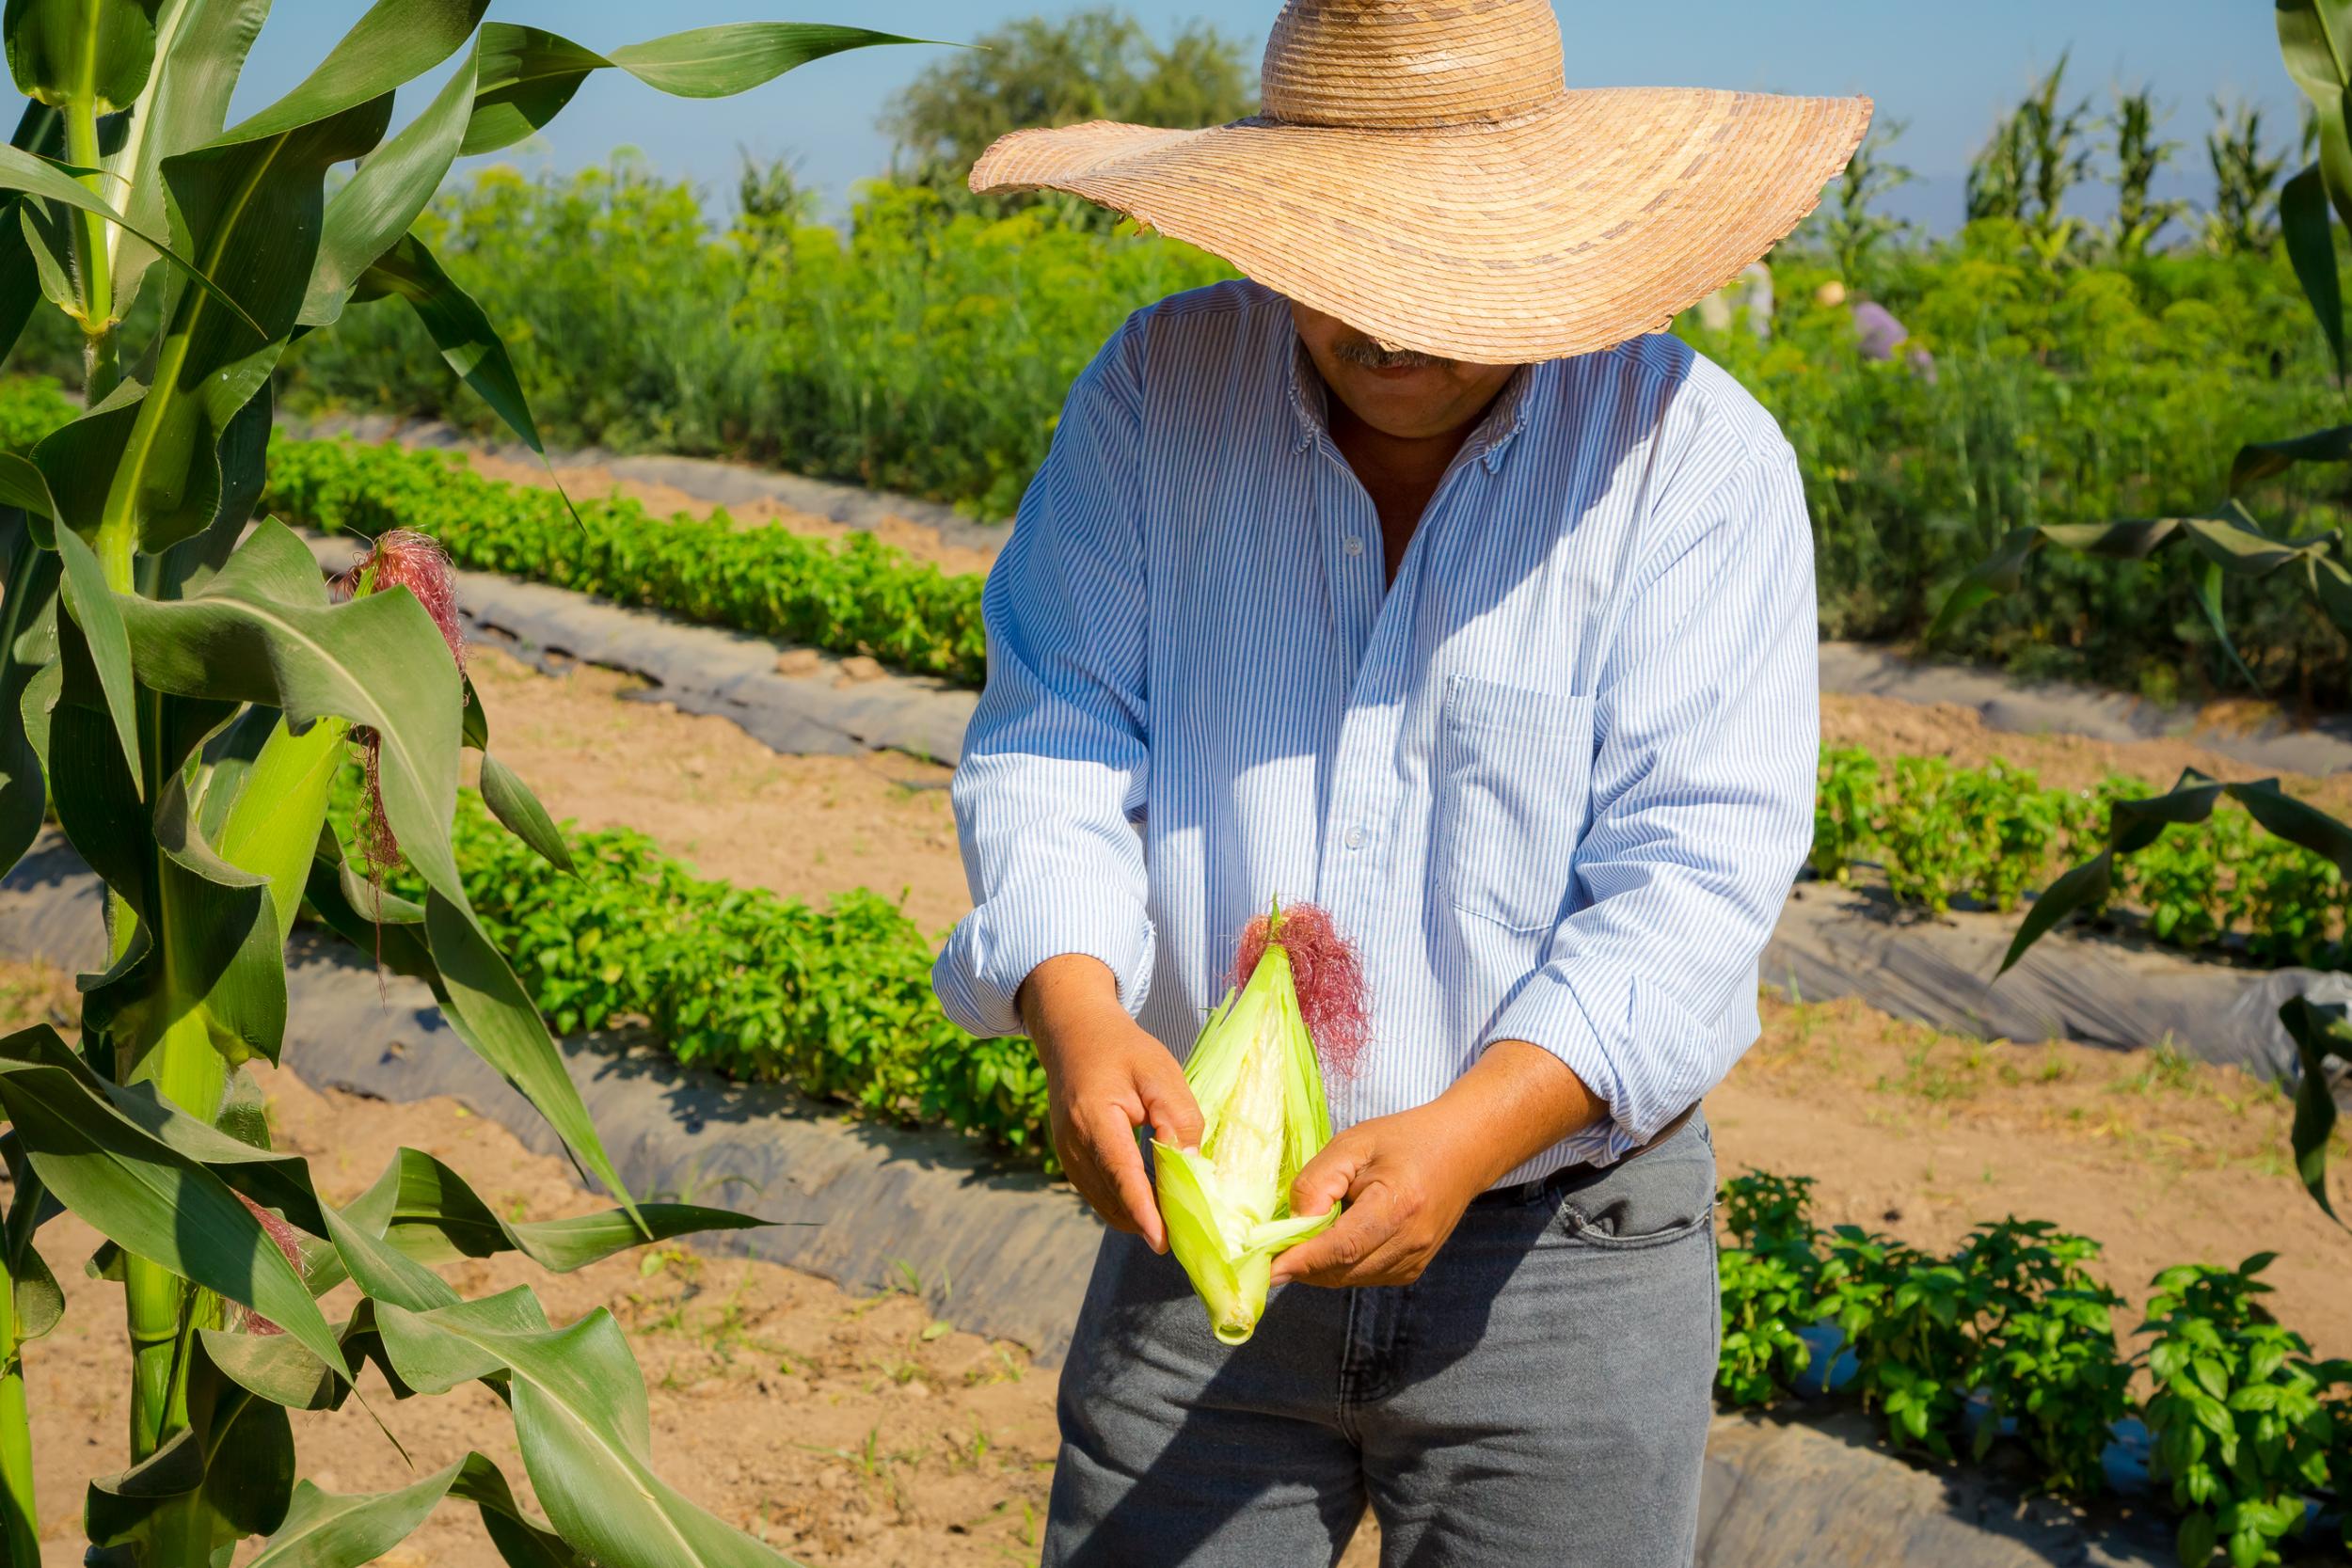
left=1818, top=277, right=1936, bottom=380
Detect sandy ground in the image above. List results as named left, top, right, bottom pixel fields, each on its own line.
left=466, top=648, right=972, bottom=940
left=4, top=952, right=2344, bottom=1567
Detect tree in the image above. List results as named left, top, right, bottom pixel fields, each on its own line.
left=882, top=7, right=1254, bottom=221
left=2106, top=86, right=2187, bottom=259
left=0, top=4, right=912, bottom=1564
left=2206, top=99, right=2289, bottom=255
left=1815, top=119, right=1915, bottom=287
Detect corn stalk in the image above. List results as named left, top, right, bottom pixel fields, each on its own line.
left=0, top=3, right=921, bottom=1562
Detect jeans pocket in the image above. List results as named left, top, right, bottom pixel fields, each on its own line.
left=1550, top=1117, right=1717, bottom=1250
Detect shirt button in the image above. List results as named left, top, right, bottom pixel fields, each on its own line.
left=1343, top=827, right=1366, bottom=850
left=1343, top=536, right=1365, bottom=558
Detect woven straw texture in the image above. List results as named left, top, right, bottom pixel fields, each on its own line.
left=970, top=0, right=1872, bottom=363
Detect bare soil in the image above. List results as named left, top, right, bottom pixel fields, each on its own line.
left=464, top=648, right=971, bottom=940
left=461, top=449, right=1000, bottom=580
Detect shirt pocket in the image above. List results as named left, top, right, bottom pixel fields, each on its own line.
left=1432, top=676, right=1597, bottom=933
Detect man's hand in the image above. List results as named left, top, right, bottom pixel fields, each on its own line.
left=1020, top=955, right=1203, bottom=1253
left=1271, top=1039, right=1607, bottom=1289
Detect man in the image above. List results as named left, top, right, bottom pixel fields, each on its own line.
left=931, top=3, right=1868, bottom=1563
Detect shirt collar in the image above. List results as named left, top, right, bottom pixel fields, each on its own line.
left=1286, top=337, right=1536, bottom=475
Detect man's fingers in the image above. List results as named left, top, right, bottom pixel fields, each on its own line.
left=1082, top=1101, right=1166, bottom=1252
left=1287, top=1132, right=1371, bottom=1220
left=1271, top=1187, right=1393, bottom=1287
left=1137, top=1064, right=1205, bottom=1153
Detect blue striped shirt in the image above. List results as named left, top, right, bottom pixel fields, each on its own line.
left=932, top=280, right=1818, bottom=1185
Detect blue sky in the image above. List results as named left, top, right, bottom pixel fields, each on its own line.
left=236, top=2, right=2292, bottom=229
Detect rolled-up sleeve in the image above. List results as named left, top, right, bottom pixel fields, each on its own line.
left=1484, top=439, right=1818, bottom=1153
left=932, top=321, right=1155, bottom=1038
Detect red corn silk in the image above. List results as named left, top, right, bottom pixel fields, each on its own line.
left=1232, top=901, right=1370, bottom=1076
left=336, top=530, right=466, bottom=879
left=229, top=1190, right=307, bottom=1337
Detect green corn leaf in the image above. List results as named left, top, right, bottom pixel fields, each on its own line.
left=222, top=0, right=486, bottom=145
left=341, top=1146, right=759, bottom=1277
left=353, top=230, right=545, bottom=456
left=0, top=142, right=262, bottom=333
left=52, top=526, right=139, bottom=787
left=124, top=92, right=391, bottom=553
left=300, top=34, right=482, bottom=328
left=479, top=752, right=576, bottom=876
left=2233, top=420, right=2352, bottom=494
left=3, top=0, right=162, bottom=113
left=102, top=521, right=633, bottom=1206
left=1923, top=525, right=2042, bottom=646
left=2226, top=776, right=2352, bottom=878
left=2278, top=998, right=2348, bottom=1225
left=1996, top=850, right=2114, bottom=976
left=213, top=714, right=350, bottom=945
left=464, top=22, right=918, bottom=156
left=372, top=1290, right=797, bottom=1566
left=100, top=0, right=275, bottom=324
left=0, top=1024, right=347, bottom=1374
left=2188, top=557, right=2261, bottom=690
left=199, top=1325, right=342, bottom=1412
left=2280, top=165, right=2347, bottom=385
left=243, top=1456, right=465, bottom=1568
left=0, top=514, right=58, bottom=879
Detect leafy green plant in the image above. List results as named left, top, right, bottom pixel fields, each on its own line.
left=263, top=436, right=990, bottom=684
left=1966, top=55, right=2095, bottom=266
left=1811, top=746, right=1883, bottom=885
left=1816, top=1227, right=1972, bottom=1456
left=0, top=4, right=914, bottom=1563
left=1715, top=1173, right=1822, bottom=1407
left=2140, top=1256, right=2344, bottom=1566
left=1951, top=1219, right=2130, bottom=1497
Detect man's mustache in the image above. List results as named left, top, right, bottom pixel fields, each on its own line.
left=1332, top=337, right=1452, bottom=372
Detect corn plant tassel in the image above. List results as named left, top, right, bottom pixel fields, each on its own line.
left=1154, top=900, right=1367, bottom=1346
left=340, top=531, right=466, bottom=879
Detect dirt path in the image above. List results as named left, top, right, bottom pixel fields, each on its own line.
left=466, top=648, right=972, bottom=940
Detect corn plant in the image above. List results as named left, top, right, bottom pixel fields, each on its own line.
left=1940, top=1, right=2352, bottom=1231
left=2106, top=86, right=2187, bottom=261
left=0, top=3, right=914, bottom=1564
left=2205, top=99, right=2288, bottom=257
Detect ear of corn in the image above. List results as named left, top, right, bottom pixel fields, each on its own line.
left=1152, top=908, right=1339, bottom=1346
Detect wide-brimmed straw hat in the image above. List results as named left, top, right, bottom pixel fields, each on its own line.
left=970, top=0, right=1872, bottom=364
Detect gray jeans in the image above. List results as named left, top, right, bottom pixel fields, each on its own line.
left=1044, top=1115, right=1720, bottom=1568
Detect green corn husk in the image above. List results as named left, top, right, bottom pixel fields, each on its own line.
left=1152, top=918, right=1338, bottom=1346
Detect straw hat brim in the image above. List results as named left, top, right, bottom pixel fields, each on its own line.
left=971, top=88, right=1873, bottom=364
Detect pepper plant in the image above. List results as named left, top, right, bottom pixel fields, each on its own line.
left=0, top=2, right=914, bottom=1564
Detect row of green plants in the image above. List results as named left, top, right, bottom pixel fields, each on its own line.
left=0, top=374, right=991, bottom=685
left=1717, top=1174, right=2349, bottom=1568
left=342, top=772, right=1057, bottom=1172
left=1813, top=746, right=2348, bottom=968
